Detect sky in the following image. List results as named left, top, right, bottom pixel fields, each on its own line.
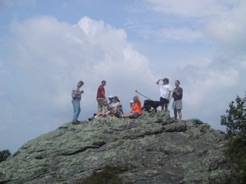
left=0, top=0, right=246, bottom=153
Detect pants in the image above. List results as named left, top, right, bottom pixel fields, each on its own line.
left=72, top=98, right=81, bottom=121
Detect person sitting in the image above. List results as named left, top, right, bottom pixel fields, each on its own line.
left=121, top=95, right=142, bottom=119
left=110, top=96, right=123, bottom=117
left=107, top=95, right=114, bottom=106
left=88, top=96, right=123, bottom=120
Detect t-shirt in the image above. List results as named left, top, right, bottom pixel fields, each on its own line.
left=96, top=84, right=105, bottom=98
left=172, top=87, right=183, bottom=101
left=158, top=82, right=172, bottom=99
left=72, top=86, right=82, bottom=100
left=131, top=101, right=142, bottom=115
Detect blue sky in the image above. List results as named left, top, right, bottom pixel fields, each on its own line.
left=1, top=0, right=246, bottom=153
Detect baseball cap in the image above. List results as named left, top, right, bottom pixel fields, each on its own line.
left=108, top=95, right=114, bottom=99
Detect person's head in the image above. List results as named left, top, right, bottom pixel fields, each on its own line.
left=113, top=96, right=120, bottom=102
left=175, top=80, right=180, bottom=87
left=133, top=95, right=139, bottom=102
left=77, top=80, right=84, bottom=88
left=163, top=78, right=169, bottom=84
left=101, top=80, right=106, bottom=86
left=108, top=95, right=114, bottom=102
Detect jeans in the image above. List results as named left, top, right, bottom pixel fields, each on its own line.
left=72, top=98, right=81, bottom=121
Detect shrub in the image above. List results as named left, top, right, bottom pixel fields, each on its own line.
left=0, top=149, right=11, bottom=162
left=221, top=94, right=246, bottom=136
left=221, top=93, right=246, bottom=184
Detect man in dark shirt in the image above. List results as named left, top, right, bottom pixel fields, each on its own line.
left=172, top=80, right=183, bottom=120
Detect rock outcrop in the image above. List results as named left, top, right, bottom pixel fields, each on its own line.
left=0, top=111, right=232, bottom=184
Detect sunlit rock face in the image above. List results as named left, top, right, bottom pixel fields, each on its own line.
left=0, top=111, right=232, bottom=184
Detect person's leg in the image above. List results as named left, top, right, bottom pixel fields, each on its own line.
left=77, top=101, right=81, bottom=120
left=72, top=99, right=79, bottom=122
left=97, top=99, right=103, bottom=114
left=160, top=97, right=164, bottom=110
left=176, top=100, right=183, bottom=120
left=163, top=98, right=169, bottom=111
left=129, top=113, right=140, bottom=119
left=164, top=103, right=168, bottom=111
left=121, top=113, right=133, bottom=118
left=177, top=109, right=182, bottom=120
left=72, top=99, right=76, bottom=122
left=172, top=101, right=176, bottom=119
left=174, top=108, right=177, bottom=119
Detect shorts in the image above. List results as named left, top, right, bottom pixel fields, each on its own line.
left=160, top=97, right=169, bottom=104
left=97, top=98, right=108, bottom=113
left=129, top=113, right=141, bottom=119
left=172, top=100, right=183, bottom=110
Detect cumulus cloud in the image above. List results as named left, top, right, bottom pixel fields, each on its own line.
left=143, top=0, right=246, bottom=129
left=171, top=56, right=246, bottom=130
left=2, top=0, right=246, bottom=153
left=0, top=16, right=156, bottom=152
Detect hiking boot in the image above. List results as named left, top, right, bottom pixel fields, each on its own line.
left=88, top=117, right=94, bottom=121
left=72, top=120, right=80, bottom=125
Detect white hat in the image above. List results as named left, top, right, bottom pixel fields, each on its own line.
left=108, top=95, right=114, bottom=99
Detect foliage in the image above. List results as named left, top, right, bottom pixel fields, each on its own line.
left=0, top=149, right=11, bottom=162
left=221, top=93, right=246, bottom=184
left=77, top=165, right=132, bottom=184
left=221, top=94, right=246, bottom=136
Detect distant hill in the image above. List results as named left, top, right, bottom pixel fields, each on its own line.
left=0, top=111, right=232, bottom=184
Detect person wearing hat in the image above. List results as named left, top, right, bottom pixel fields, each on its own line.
left=108, top=95, right=114, bottom=106
left=71, top=80, right=84, bottom=124
left=96, top=80, right=107, bottom=115
left=110, top=96, right=124, bottom=117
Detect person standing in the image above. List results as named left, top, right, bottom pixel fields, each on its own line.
left=172, top=80, right=183, bottom=120
left=96, top=80, right=107, bottom=114
left=156, top=78, right=172, bottom=111
left=71, top=80, right=84, bottom=124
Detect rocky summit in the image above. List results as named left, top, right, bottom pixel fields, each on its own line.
left=0, top=111, right=232, bottom=184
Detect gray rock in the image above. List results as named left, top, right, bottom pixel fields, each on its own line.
left=0, top=111, right=232, bottom=184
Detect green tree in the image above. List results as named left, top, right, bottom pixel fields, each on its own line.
left=221, top=93, right=246, bottom=184
left=221, top=94, right=246, bottom=136
left=0, top=149, right=11, bottom=162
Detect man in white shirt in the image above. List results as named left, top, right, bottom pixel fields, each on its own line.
left=156, top=78, right=172, bottom=111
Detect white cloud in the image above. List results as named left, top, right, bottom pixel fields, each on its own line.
left=0, top=16, right=156, bottom=152
left=173, top=56, right=246, bottom=130
left=141, top=27, right=202, bottom=42
left=146, top=0, right=235, bottom=18
left=1, top=0, right=246, bottom=153
left=205, top=0, right=246, bottom=51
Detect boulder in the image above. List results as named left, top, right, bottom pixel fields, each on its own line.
left=0, top=111, right=232, bottom=184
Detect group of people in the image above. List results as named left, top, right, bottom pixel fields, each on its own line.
left=87, top=80, right=142, bottom=121
left=156, top=78, right=183, bottom=120
left=71, top=78, right=183, bottom=124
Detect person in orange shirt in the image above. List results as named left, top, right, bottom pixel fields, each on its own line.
left=121, top=95, right=142, bottom=119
